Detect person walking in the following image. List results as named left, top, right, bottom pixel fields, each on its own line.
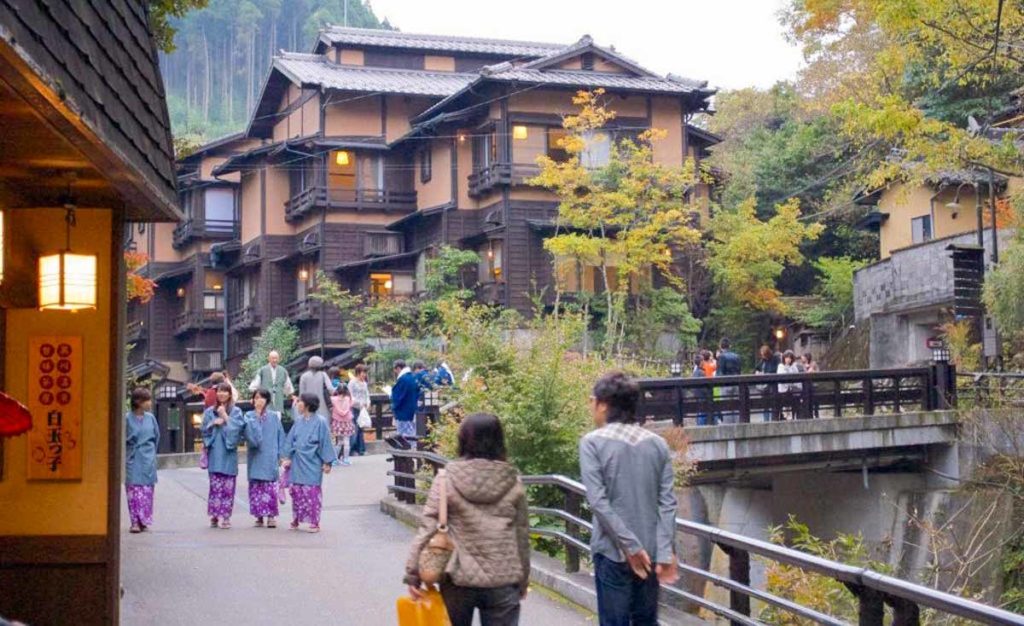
left=247, top=350, right=294, bottom=414
left=125, top=387, right=160, bottom=534
left=201, top=382, right=244, bottom=529
left=282, top=393, right=337, bottom=533
left=404, top=413, right=530, bottom=626
left=755, top=345, right=780, bottom=422
left=330, top=383, right=355, bottom=466
left=390, top=359, right=419, bottom=441
left=715, top=338, right=742, bottom=425
left=580, top=371, right=678, bottom=625
left=690, top=354, right=712, bottom=426
left=776, top=350, right=802, bottom=420
left=348, top=364, right=371, bottom=456
left=242, top=388, right=286, bottom=528
left=298, top=356, right=334, bottom=421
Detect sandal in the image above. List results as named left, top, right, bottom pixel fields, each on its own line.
left=254, top=517, right=264, bottom=527
left=210, top=517, right=218, bottom=528
left=129, top=524, right=141, bottom=534
left=307, top=525, right=320, bottom=534
left=290, top=520, right=300, bottom=530
left=218, top=518, right=232, bottom=529
left=267, top=517, right=277, bottom=528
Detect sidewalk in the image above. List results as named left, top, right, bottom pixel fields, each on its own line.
left=120, top=454, right=594, bottom=625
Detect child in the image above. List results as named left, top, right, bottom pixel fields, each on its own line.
left=330, top=383, right=355, bottom=466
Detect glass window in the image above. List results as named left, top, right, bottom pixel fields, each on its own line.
left=581, top=130, right=611, bottom=168
left=204, top=188, right=235, bottom=225
left=911, top=215, right=932, bottom=244
left=360, top=155, right=384, bottom=190
left=473, top=131, right=498, bottom=171
left=329, top=151, right=356, bottom=191
left=547, top=128, right=570, bottom=163
left=204, top=271, right=224, bottom=292
left=420, top=148, right=432, bottom=183
left=393, top=274, right=415, bottom=295
left=190, top=350, right=222, bottom=372
left=512, top=125, right=545, bottom=164
left=296, top=262, right=315, bottom=299
left=370, top=273, right=393, bottom=298
left=479, top=241, right=504, bottom=283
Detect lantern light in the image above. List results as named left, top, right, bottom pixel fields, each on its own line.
left=487, top=248, right=494, bottom=259
left=298, top=268, right=310, bottom=282
left=39, top=199, right=97, bottom=312
left=774, top=328, right=785, bottom=340
left=512, top=125, right=528, bottom=140
left=335, top=150, right=351, bottom=166
left=457, top=132, right=467, bottom=144
left=384, top=279, right=393, bottom=290
left=176, top=287, right=186, bottom=298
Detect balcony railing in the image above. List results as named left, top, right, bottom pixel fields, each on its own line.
left=468, top=163, right=541, bottom=196
left=227, top=306, right=261, bottom=331
left=286, top=297, right=321, bottom=322
left=172, top=218, right=238, bottom=249
left=126, top=319, right=146, bottom=342
left=285, top=186, right=417, bottom=222
left=475, top=281, right=506, bottom=305
left=363, top=231, right=404, bottom=258
left=173, top=310, right=224, bottom=336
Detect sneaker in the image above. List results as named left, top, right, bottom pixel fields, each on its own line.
left=340, top=459, right=352, bottom=466
left=267, top=517, right=277, bottom=528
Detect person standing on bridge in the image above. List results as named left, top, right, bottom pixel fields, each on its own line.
left=348, top=364, right=371, bottom=456
left=282, top=393, right=336, bottom=533
left=715, top=338, right=742, bottom=425
left=125, top=387, right=159, bottom=534
left=202, top=383, right=244, bottom=529
left=242, top=388, right=286, bottom=528
left=580, top=371, right=679, bottom=626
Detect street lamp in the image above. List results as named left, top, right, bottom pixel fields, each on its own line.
left=944, top=181, right=984, bottom=248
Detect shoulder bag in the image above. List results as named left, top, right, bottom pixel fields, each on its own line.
left=418, top=469, right=455, bottom=585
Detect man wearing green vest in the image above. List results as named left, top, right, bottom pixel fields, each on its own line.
left=247, top=350, right=294, bottom=412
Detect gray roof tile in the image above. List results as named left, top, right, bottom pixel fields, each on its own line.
left=275, top=53, right=474, bottom=96
left=317, top=26, right=564, bottom=58
left=479, top=66, right=709, bottom=93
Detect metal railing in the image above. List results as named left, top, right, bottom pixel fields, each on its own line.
left=957, top=371, right=1024, bottom=408
left=385, top=449, right=1024, bottom=626
left=636, top=365, right=956, bottom=426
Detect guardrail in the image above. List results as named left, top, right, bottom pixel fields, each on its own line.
left=957, top=371, right=1024, bottom=408
left=636, top=365, right=957, bottom=426
left=385, top=448, right=1024, bottom=626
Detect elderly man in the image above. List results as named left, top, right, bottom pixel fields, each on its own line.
left=248, top=350, right=294, bottom=413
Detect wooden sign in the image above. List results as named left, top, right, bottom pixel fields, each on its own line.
left=26, top=336, right=83, bottom=481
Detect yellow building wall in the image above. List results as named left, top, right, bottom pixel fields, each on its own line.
left=265, top=166, right=293, bottom=235
left=340, top=48, right=364, bottom=65
left=152, top=222, right=184, bottom=263
left=0, top=208, right=114, bottom=535
left=324, top=93, right=383, bottom=137
left=240, top=169, right=263, bottom=243
left=650, top=97, right=683, bottom=167
left=424, top=55, right=455, bottom=72
left=416, top=139, right=453, bottom=208
left=878, top=184, right=973, bottom=258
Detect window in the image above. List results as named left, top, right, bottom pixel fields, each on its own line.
left=419, top=148, right=432, bottom=183
left=203, top=271, right=225, bottom=312
left=511, top=124, right=545, bottom=164
left=360, top=155, right=384, bottom=190
left=296, top=262, right=315, bottom=300
left=370, top=272, right=414, bottom=298
left=546, top=128, right=570, bottom=163
left=190, top=350, right=223, bottom=373
left=204, top=188, right=235, bottom=226
left=581, top=130, right=611, bottom=168
left=479, top=240, right=504, bottom=283
left=290, top=157, right=317, bottom=196
left=473, top=130, right=498, bottom=171
left=911, top=215, right=932, bottom=244
left=239, top=272, right=258, bottom=308
left=328, top=151, right=356, bottom=191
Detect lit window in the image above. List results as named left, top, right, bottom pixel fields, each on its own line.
left=512, top=125, right=529, bottom=140
left=370, top=273, right=393, bottom=298
left=546, top=128, right=570, bottom=163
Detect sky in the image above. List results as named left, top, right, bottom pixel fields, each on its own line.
left=367, top=0, right=805, bottom=91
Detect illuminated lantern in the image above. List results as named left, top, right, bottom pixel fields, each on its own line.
left=39, top=203, right=97, bottom=311
left=335, top=150, right=351, bottom=166
left=298, top=268, right=310, bottom=282
left=512, top=125, right=528, bottom=140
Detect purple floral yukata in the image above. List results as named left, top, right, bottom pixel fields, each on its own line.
left=290, top=484, right=323, bottom=526
left=248, top=480, right=279, bottom=517
left=207, top=472, right=237, bottom=519
left=126, top=485, right=154, bottom=527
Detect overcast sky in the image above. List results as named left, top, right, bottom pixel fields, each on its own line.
left=368, top=0, right=805, bottom=91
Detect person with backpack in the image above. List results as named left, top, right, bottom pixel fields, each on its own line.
left=715, top=338, right=742, bottom=425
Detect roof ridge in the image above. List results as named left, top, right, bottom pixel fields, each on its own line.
left=275, top=55, right=477, bottom=78
left=321, top=25, right=564, bottom=49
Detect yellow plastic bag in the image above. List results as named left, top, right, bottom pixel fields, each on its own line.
left=397, top=588, right=451, bottom=626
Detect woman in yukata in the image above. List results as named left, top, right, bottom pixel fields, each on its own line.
left=283, top=392, right=337, bottom=533
left=125, top=387, right=160, bottom=534
left=201, top=382, right=244, bottom=529
left=242, top=387, right=287, bottom=528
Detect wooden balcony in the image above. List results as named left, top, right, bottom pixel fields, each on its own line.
left=468, top=163, right=541, bottom=197
left=228, top=306, right=261, bottom=331
left=172, top=218, right=238, bottom=249
left=172, top=310, right=224, bottom=337
left=363, top=231, right=404, bottom=257
left=286, top=297, right=321, bottom=322
left=285, top=186, right=417, bottom=222
left=475, top=281, right=507, bottom=305
left=126, top=319, right=146, bottom=342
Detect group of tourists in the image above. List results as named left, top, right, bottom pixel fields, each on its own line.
left=402, top=370, right=678, bottom=626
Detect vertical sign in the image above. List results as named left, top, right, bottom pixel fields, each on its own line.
left=27, top=336, right=82, bottom=480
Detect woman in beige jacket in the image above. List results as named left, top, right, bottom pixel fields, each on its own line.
left=404, top=413, right=531, bottom=626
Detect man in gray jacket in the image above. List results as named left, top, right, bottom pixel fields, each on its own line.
left=580, top=371, right=679, bottom=625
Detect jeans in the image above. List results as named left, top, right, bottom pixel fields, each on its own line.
left=695, top=413, right=710, bottom=426
left=349, top=427, right=366, bottom=455
left=594, top=553, right=660, bottom=626
left=440, top=580, right=521, bottom=626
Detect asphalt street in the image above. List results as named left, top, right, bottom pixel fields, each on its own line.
left=119, top=454, right=595, bottom=625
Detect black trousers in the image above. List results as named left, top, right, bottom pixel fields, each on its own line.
left=440, top=579, right=521, bottom=626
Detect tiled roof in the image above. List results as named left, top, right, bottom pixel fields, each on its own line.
left=317, top=26, right=563, bottom=58
left=275, top=53, right=474, bottom=96
left=480, top=65, right=710, bottom=93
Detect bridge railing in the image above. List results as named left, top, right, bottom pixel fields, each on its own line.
left=385, top=448, right=1024, bottom=626
left=636, top=365, right=957, bottom=426
left=957, top=371, right=1024, bottom=408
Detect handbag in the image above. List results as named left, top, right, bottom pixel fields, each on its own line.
left=396, top=588, right=450, bottom=626
left=357, top=407, right=372, bottom=430
left=417, top=469, right=455, bottom=585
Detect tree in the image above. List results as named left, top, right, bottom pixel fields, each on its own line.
left=795, top=256, right=869, bottom=331
left=148, top=0, right=209, bottom=53
left=240, top=318, right=300, bottom=385
left=125, top=251, right=158, bottom=303
left=531, top=89, right=704, bottom=356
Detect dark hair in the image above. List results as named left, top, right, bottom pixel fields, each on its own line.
left=783, top=350, right=796, bottom=364
left=298, top=392, right=320, bottom=413
left=593, top=370, right=640, bottom=424
left=354, top=364, right=367, bottom=376
left=215, top=382, right=234, bottom=405
left=701, top=349, right=712, bottom=362
left=412, top=360, right=426, bottom=371
left=457, top=413, right=507, bottom=461
left=333, top=382, right=350, bottom=396
left=760, top=345, right=772, bottom=359
left=130, top=387, right=152, bottom=410
left=210, top=371, right=225, bottom=384
left=802, top=353, right=813, bottom=363
left=393, top=359, right=406, bottom=370
left=251, top=387, right=272, bottom=405
left=328, top=366, right=340, bottom=378
left=692, top=354, right=704, bottom=368
left=720, top=337, right=731, bottom=350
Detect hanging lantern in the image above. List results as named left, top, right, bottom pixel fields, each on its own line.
left=0, top=390, right=32, bottom=437
left=335, top=150, right=351, bottom=166
left=512, top=125, right=528, bottom=140
left=298, top=267, right=310, bottom=282
left=39, top=198, right=97, bottom=311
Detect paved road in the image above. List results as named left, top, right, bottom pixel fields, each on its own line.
left=120, top=455, right=594, bottom=625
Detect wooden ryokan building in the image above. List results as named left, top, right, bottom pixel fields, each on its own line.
left=127, top=27, right=718, bottom=402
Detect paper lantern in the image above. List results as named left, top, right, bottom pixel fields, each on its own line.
left=39, top=252, right=97, bottom=311
left=335, top=150, right=351, bottom=166
left=0, top=390, right=32, bottom=437
left=512, top=125, right=528, bottom=140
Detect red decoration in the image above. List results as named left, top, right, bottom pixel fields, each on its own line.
left=0, top=390, right=32, bottom=437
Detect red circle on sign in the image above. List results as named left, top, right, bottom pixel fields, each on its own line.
left=57, top=360, right=72, bottom=374
left=40, top=344, right=55, bottom=358
left=57, top=344, right=72, bottom=358
left=57, top=376, right=72, bottom=389
left=57, top=391, right=71, bottom=405
left=39, top=391, right=54, bottom=406
left=39, top=360, right=55, bottom=374
left=39, top=376, right=54, bottom=390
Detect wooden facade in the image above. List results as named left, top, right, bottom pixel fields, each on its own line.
left=129, top=27, right=719, bottom=377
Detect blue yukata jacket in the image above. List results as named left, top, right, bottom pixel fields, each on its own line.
left=125, top=411, right=160, bottom=486
left=283, top=413, right=337, bottom=486
left=202, top=405, right=245, bottom=476
left=242, top=409, right=286, bottom=483
left=390, top=371, right=419, bottom=423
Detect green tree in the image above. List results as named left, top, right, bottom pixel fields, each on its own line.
left=148, top=0, right=209, bottom=52
left=240, top=317, right=300, bottom=384
left=796, top=256, right=869, bottom=331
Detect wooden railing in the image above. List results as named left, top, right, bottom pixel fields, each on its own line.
left=386, top=448, right=1024, bottom=626
left=468, top=162, right=541, bottom=196
left=125, top=319, right=146, bottom=342
left=227, top=306, right=260, bottom=331
left=172, top=218, right=238, bottom=249
left=363, top=231, right=403, bottom=257
left=172, top=310, right=223, bottom=336
left=285, top=186, right=417, bottom=221
left=636, top=365, right=956, bottom=426
left=474, top=281, right=506, bottom=305
left=286, top=297, right=320, bottom=322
